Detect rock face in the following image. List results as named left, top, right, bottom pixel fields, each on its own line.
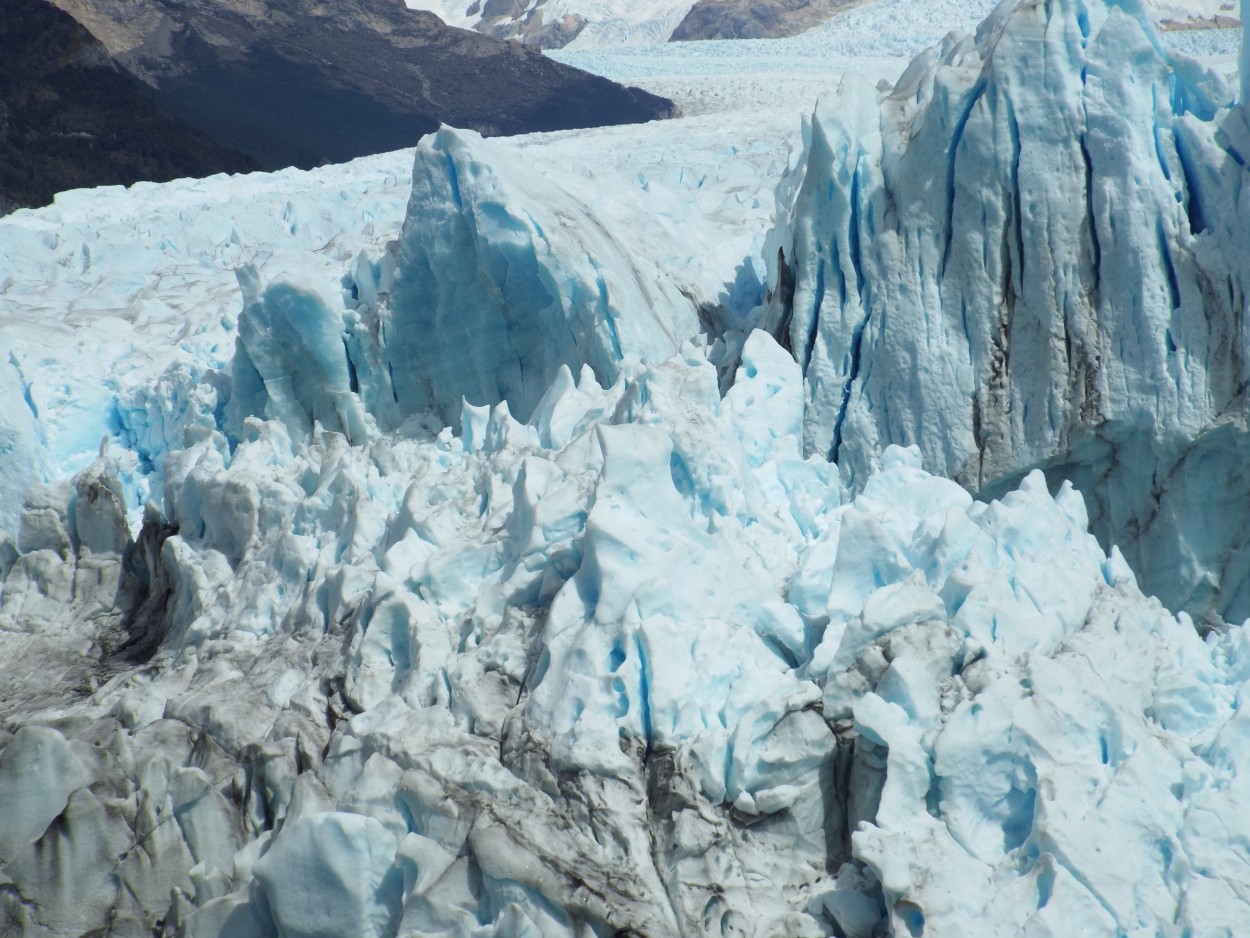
left=670, top=0, right=857, bottom=41
left=472, top=0, right=590, bottom=47
left=765, top=0, right=1250, bottom=622
left=0, top=0, right=256, bottom=213
left=46, top=0, right=674, bottom=171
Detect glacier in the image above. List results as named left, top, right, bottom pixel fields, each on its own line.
left=8, top=330, right=1250, bottom=936
left=764, top=0, right=1250, bottom=623
left=345, top=126, right=700, bottom=428
left=1, top=0, right=1250, bottom=936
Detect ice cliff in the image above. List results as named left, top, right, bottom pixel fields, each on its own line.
left=765, top=0, right=1250, bottom=622
left=360, top=128, right=700, bottom=427
left=229, top=125, right=736, bottom=440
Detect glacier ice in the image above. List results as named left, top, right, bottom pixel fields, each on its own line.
left=2, top=0, right=1250, bottom=935
left=5, top=324, right=1250, bottom=934
left=359, top=127, right=699, bottom=427
left=232, top=119, right=796, bottom=442
left=0, top=109, right=790, bottom=535
left=0, top=153, right=416, bottom=536
left=764, top=0, right=1250, bottom=622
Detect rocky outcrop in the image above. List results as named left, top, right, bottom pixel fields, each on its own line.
left=670, top=0, right=859, bottom=41
left=474, top=0, right=589, bottom=47
left=46, top=0, right=673, bottom=171
left=0, top=0, right=256, bottom=214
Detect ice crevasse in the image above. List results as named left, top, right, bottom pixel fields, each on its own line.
left=2, top=1, right=1250, bottom=936
left=765, top=0, right=1250, bottom=623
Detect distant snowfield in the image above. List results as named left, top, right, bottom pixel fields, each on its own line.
left=403, top=0, right=692, bottom=47
left=549, top=0, right=1007, bottom=116
left=551, top=0, right=1242, bottom=115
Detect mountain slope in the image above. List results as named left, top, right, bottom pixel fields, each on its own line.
left=669, top=0, right=860, bottom=41
left=47, top=0, right=675, bottom=171
left=0, top=0, right=256, bottom=214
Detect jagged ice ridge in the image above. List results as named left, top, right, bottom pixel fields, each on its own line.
left=764, top=0, right=1250, bottom=623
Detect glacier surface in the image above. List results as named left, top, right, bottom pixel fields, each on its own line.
left=8, top=329, right=1250, bottom=936
left=1, top=0, right=1250, bottom=936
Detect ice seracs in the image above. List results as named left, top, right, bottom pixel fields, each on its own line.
left=0, top=152, right=417, bottom=536
left=2, top=0, right=1250, bottom=935
left=6, top=326, right=1250, bottom=935
left=233, top=122, right=770, bottom=438
left=766, top=0, right=1250, bottom=622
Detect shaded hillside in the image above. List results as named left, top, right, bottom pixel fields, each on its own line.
left=0, top=0, right=257, bottom=214
left=670, top=0, right=858, bottom=40
left=48, top=0, right=676, bottom=172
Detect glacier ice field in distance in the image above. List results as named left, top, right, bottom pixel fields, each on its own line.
left=1, top=0, right=1250, bottom=936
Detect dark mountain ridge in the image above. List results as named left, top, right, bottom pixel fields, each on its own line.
left=46, top=0, right=676, bottom=172
left=0, top=0, right=258, bottom=214
left=670, top=0, right=861, bottom=41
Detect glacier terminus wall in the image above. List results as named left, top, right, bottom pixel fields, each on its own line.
left=765, top=0, right=1250, bottom=622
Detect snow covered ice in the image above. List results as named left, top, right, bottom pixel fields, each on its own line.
left=404, top=0, right=694, bottom=47
left=2, top=0, right=1250, bottom=936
